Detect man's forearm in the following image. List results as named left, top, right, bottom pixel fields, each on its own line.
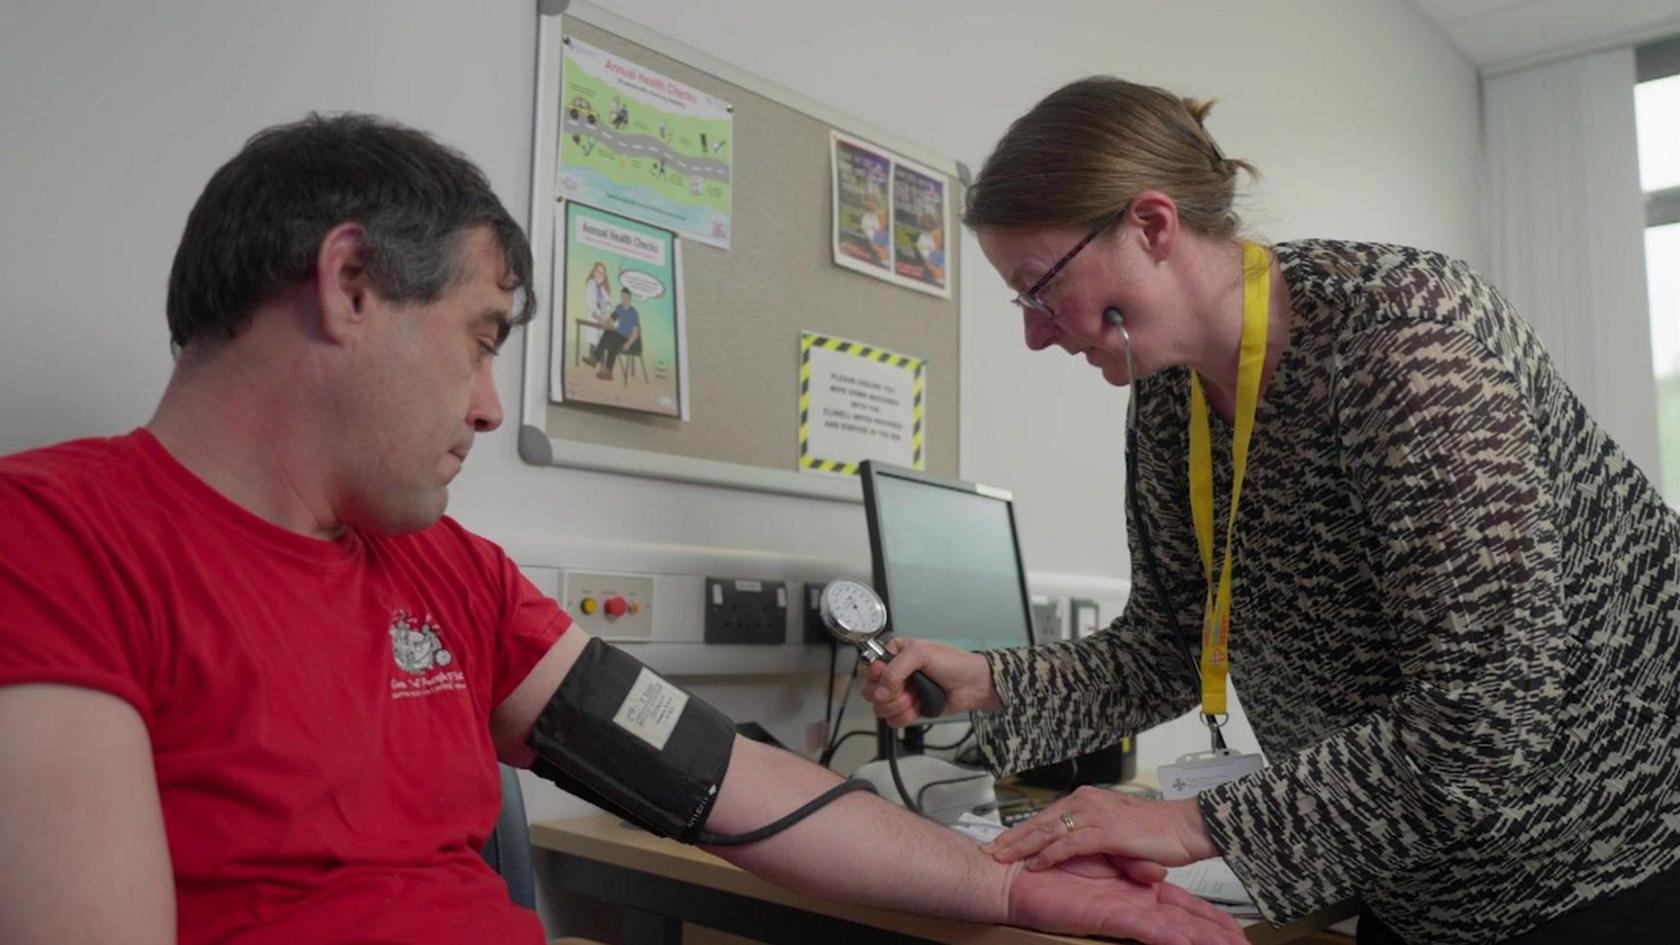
left=499, top=637, right=1015, bottom=921
left=703, top=736, right=1016, bottom=923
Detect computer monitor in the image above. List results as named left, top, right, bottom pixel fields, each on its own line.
left=859, top=461, right=1036, bottom=652
left=858, top=462, right=1133, bottom=787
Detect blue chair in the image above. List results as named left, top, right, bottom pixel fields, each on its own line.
left=482, top=764, right=537, bottom=909
left=482, top=765, right=605, bottom=945
left=618, top=337, right=647, bottom=385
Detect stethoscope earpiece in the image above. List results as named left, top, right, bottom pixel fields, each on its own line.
left=1104, top=307, right=1131, bottom=360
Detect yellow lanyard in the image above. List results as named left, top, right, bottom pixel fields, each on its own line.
left=1187, top=241, right=1270, bottom=718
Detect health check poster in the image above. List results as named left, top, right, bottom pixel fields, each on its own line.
left=556, top=36, right=733, bottom=249
left=552, top=201, right=687, bottom=419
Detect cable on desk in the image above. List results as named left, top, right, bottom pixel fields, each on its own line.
left=821, top=728, right=875, bottom=763
left=913, top=772, right=992, bottom=811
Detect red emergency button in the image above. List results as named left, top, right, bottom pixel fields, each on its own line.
left=604, top=596, right=628, bottom=618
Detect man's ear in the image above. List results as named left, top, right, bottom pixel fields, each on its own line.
left=1127, top=190, right=1179, bottom=262
left=315, top=223, right=373, bottom=346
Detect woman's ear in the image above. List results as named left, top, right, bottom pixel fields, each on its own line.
left=1127, top=190, right=1179, bottom=262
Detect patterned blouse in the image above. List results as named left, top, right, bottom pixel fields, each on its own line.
left=971, top=240, right=1680, bottom=944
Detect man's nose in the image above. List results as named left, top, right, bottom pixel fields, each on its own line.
left=469, top=364, right=503, bottom=433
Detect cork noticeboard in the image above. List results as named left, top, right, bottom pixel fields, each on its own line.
left=520, top=1, right=964, bottom=502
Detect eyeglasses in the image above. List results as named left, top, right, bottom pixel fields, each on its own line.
left=1011, top=202, right=1131, bottom=321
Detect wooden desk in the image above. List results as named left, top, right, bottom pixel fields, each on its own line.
left=571, top=318, right=610, bottom=366
left=530, top=814, right=1356, bottom=945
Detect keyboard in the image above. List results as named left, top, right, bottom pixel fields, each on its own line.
left=998, top=804, right=1047, bottom=827
left=992, top=781, right=1159, bottom=828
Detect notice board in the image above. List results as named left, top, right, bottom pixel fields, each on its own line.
left=520, top=1, right=965, bottom=501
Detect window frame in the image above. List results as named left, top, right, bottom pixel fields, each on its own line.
left=1637, top=37, right=1680, bottom=228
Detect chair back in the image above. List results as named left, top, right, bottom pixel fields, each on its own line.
left=481, top=763, right=536, bottom=909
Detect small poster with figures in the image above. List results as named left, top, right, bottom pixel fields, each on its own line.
left=552, top=201, right=688, bottom=419
left=556, top=36, right=733, bottom=249
left=831, top=131, right=894, bottom=278
left=891, top=162, right=949, bottom=297
left=830, top=130, right=950, bottom=298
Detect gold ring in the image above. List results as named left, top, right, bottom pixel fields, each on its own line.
left=1061, top=813, right=1076, bottom=834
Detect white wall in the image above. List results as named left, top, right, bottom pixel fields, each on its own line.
left=0, top=0, right=1484, bottom=563
left=600, top=0, right=1486, bottom=586
left=0, top=0, right=1481, bottom=918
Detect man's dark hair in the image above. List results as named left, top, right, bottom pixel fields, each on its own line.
left=166, top=112, right=536, bottom=354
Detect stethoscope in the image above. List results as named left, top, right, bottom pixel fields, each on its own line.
left=1109, top=306, right=1230, bottom=752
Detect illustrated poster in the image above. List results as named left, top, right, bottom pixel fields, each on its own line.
left=891, top=161, right=949, bottom=297
left=552, top=201, right=687, bottom=419
left=831, top=132, right=894, bottom=278
left=830, top=131, right=950, bottom=297
left=557, top=36, right=733, bottom=248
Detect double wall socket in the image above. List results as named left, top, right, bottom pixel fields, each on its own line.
left=704, top=577, right=788, bottom=645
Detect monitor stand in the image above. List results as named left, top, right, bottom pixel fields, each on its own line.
left=855, top=720, right=994, bottom=825
left=874, top=718, right=923, bottom=760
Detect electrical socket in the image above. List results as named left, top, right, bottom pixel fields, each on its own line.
left=1030, top=595, right=1063, bottom=642
left=1070, top=598, right=1101, bottom=639
left=703, top=577, right=788, bottom=645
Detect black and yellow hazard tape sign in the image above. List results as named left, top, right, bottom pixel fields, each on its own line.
left=798, top=332, right=925, bottom=475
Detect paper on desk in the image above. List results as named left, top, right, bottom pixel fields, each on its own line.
left=1167, top=858, right=1257, bottom=913
left=951, top=811, right=1007, bottom=844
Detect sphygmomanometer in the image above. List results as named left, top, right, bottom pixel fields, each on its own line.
left=527, top=637, right=874, bottom=846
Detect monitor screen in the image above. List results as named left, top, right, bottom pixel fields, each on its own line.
left=861, top=461, right=1035, bottom=651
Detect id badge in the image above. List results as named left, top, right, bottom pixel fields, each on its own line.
left=1158, top=749, right=1263, bottom=800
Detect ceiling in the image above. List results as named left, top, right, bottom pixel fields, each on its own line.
left=1408, top=0, right=1680, bottom=71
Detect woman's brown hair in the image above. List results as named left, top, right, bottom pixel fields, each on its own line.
left=963, top=77, right=1257, bottom=240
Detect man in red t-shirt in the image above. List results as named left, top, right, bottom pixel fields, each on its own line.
left=0, top=114, right=1243, bottom=945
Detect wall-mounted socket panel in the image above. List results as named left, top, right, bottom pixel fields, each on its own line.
left=561, top=570, right=655, bottom=640
left=704, top=578, right=788, bottom=645
left=518, top=566, right=847, bottom=676
left=522, top=559, right=1127, bottom=677
left=1070, top=598, right=1101, bottom=639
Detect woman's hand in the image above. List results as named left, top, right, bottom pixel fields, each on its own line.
left=859, top=638, right=999, bottom=727
left=986, top=787, right=1219, bottom=871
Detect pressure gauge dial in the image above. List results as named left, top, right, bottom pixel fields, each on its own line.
left=818, top=579, right=887, bottom=644
left=817, top=579, right=947, bottom=717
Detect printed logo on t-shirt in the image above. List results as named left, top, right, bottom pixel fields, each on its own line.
left=388, top=609, right=466, bottom=700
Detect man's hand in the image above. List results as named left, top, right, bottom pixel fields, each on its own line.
left=986, top=788, right=1219, bottom=871
left=1008, top=854, right=1246, bottom=945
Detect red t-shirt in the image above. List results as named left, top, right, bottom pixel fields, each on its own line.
left=0, top=430, right=570, bottom=944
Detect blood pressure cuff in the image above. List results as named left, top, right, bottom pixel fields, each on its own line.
left=527, top=638, right=734, bottom=843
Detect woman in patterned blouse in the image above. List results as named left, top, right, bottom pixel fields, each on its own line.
left=862, top=76, right=1680, bottom=945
